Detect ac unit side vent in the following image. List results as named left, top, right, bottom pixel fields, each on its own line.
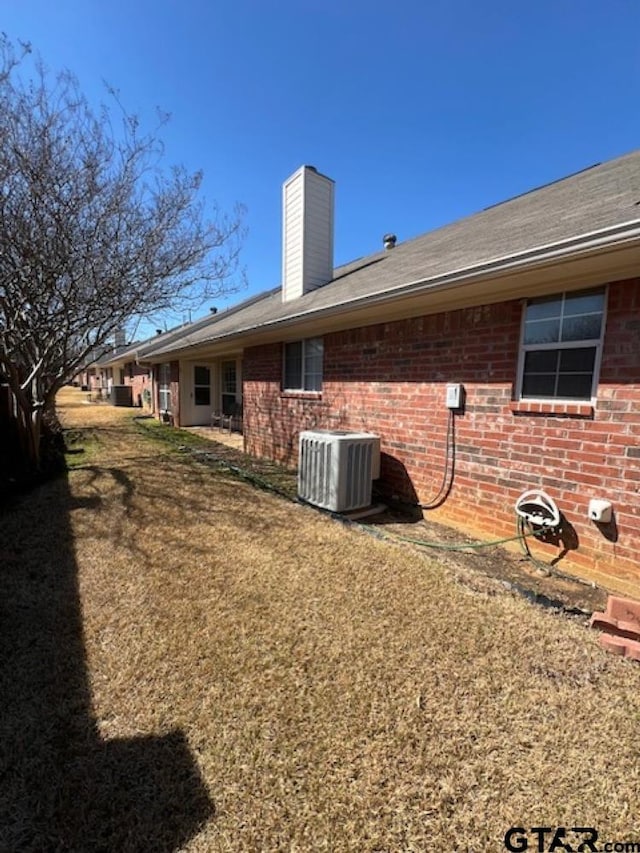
left=298, top=430, right=380, bottom=512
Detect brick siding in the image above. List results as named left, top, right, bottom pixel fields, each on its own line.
left=123, top=362, right=152, bottom=409
left=243, top=277, right=640, bottom=584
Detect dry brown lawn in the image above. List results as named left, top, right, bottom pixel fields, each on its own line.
left=2, top=387, right=639, bottom=852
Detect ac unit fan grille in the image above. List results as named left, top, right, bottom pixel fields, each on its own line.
left=299, top=438, right=333, bottom=507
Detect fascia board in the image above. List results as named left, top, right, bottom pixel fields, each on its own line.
left=146, top=221, right=640, bottom=360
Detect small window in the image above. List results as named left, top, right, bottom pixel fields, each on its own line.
left=193, top=365, right=211, bottom=406
left=283, top=337, right=323, bottom=392
left=518, top=288, right=605, bottom=401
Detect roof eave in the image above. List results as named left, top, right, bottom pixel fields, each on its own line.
left=148, top=219, right=640, bottom=360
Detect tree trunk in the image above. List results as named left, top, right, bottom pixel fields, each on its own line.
left=15, top=399, right=43, bottom=473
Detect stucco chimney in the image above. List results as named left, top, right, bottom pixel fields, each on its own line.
left=282, top=165, right=334, bottom=302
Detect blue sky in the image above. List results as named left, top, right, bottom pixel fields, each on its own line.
left=4, top=1, right=640, bottom=336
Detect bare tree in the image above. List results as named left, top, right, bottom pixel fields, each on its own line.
left=0, top=36, right=246, bottom=471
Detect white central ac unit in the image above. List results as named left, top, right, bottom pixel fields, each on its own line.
left=298, top=430, right=381, bottom=512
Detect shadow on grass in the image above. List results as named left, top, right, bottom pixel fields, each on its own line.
left=0, top=469, right=213, bottom=851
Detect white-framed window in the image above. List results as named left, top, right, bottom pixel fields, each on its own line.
left=283, top=337, right=323, bottom=392
left=158, top=363, right=172, bottom=412
left=221, top=360, right=237, bottom=415
left=517, top=287, right=606, bottom=401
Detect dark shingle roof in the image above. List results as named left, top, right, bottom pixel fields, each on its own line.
left=100, top=325, right=194, bottom=366
left=149, top=149, right=640, bottom=357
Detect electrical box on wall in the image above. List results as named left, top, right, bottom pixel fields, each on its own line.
left=588, top=498, right=613, bottom=523
left=446, top=383, right=464, bottom=410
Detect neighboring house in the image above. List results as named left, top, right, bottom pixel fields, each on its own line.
left=99, top=320, right=229, bottom=417
left=79, top=355, right=112, bottom=397
left=143, top=154, right=640, bottom=587
left=140, top=298, right=265, bottom=426
left=75, top=337, right=135, bottom=397
left=100, top=341, right=154, bottom=409
left=75, top=356, right=103, bottom=392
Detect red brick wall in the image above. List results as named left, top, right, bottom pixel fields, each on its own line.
left=123, top=363, right=152, bottom=409
left=243, top=278, right=640, bottom=585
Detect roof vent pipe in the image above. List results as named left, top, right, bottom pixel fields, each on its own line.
left=383, top=233, right=397, bottom=250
